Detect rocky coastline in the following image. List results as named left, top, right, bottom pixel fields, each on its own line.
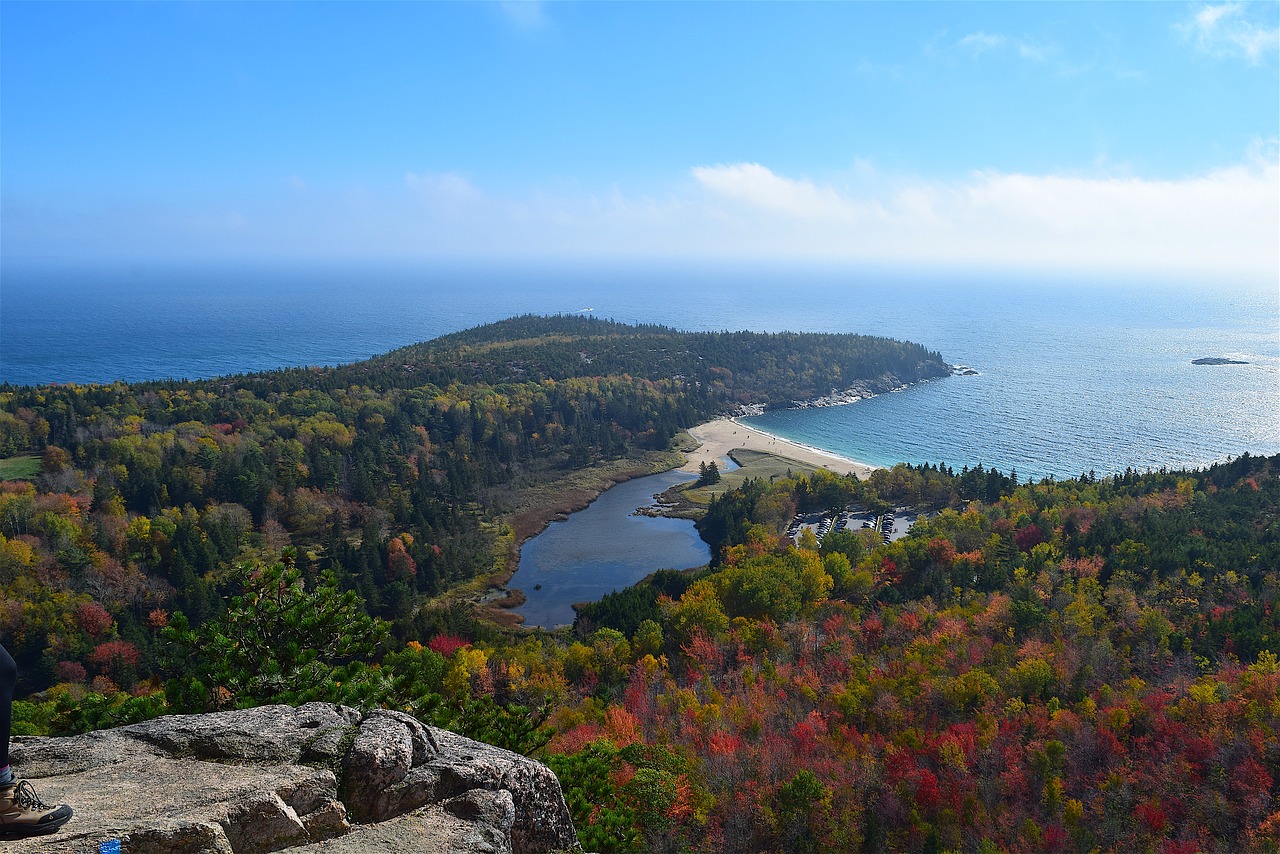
left=733, top=366, right=957, bottom=416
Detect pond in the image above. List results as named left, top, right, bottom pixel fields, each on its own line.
left=512, top=468, right=711, bottom=628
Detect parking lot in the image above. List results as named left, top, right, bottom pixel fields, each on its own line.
left=786, top=506, right=922, bottom=547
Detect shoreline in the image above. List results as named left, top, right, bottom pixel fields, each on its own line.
left=682, top=417, right=880, bottom=479
left=490, top=415, right=880, bottom=626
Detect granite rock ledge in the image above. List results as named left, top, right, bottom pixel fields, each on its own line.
left=6, top=703, right=581, bottom=854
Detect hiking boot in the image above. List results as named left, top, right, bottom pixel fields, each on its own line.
left=0, top=779, right=73, bottom=837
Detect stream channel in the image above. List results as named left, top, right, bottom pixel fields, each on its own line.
left=512, top=467, right=715, bottom=629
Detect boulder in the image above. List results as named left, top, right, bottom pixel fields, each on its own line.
left=6, top=704, right=579, bottom=854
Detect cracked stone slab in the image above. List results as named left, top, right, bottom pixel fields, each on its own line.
left=1, top=757, right=346, bottom=854
left=5, top=704, right=579, bottom=854
left=286, top=792, right=516, bottom=854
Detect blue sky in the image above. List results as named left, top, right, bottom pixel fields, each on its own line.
left=2, top=1, right=1277, bottom=281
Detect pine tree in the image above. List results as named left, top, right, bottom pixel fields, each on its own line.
left=161, top=548, right=389, bottom=711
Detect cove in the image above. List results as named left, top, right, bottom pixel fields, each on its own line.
left=512, top=469, right=711, bottom=629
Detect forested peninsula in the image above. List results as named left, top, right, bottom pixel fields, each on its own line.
left=2, top=316, right=1277, bottom=852
left=0, top=314, right=946, bottom=689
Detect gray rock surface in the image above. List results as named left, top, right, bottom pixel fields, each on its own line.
left=288, top=791, right=516, bottom=854
left=6, top=703, right=579, bottom=854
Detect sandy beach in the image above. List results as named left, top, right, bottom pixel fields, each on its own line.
left=681, top=417, right=879, bottom=479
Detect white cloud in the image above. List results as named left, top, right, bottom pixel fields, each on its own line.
left=1015, top=41, right=1048, bottom=62
left=8, top=160, right=1275, bottom=283
left=1197, top=4, right=1234, bottom=29
left=957, top=31, right=1007, bottom=54
left=690, top=163, right=856, bottom=219
left=405, top=171, right=484, bottom=204
left=686, top=160, right=1278, bottom=279
left=1181, top=3, right=1280, bottom=63
left=499, top=1, right=548, bottom=32
left=385, top=157, right=1278, bottom=281
left=955, top=30, right=1050, bottom=61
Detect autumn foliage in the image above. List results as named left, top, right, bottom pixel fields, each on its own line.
left=513, top=456, right=1280, bottom=851
left=0, top=319, right=1276, bottom=850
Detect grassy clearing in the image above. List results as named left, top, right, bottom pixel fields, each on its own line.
left=0, top=455, right=40, bottom=481
left=668, top=430, right=701, bottom=454
left=677, top=448, right=820, bottom=506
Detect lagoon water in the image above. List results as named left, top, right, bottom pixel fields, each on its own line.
left=4, top=260, right=1278, bottom=482
left=512, top=469, right=709, bottom=628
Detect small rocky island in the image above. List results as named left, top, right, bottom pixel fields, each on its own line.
left=1192, top=357, right=1249, bottom=365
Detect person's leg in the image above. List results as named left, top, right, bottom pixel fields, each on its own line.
left=0, top=643, right=15, bottom=785
left=0, top=643, right=73, bottom=837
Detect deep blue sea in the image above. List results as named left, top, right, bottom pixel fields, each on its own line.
left=3, top=260, right=1278, bottom=482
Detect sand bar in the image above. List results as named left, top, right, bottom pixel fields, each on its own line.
left=681, top=417, right=879, bottom=479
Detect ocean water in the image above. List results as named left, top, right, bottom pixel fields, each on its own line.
left=3, top=260, right=1277, bottom=481
left=744, top=280, right=1280, bottom=480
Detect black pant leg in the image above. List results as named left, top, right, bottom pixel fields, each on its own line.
left=0, top=643, right=16, bottom=770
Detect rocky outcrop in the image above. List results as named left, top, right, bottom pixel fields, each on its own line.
left=788, top=371, right=947, bottom=410
left=6, top=703, right=580, bottom=854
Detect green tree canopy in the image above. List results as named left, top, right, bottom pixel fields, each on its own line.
left=162, top=548, right=390, bottom=711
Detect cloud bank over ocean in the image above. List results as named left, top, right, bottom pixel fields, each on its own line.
left=9, top=156, right=1274, bottom=282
